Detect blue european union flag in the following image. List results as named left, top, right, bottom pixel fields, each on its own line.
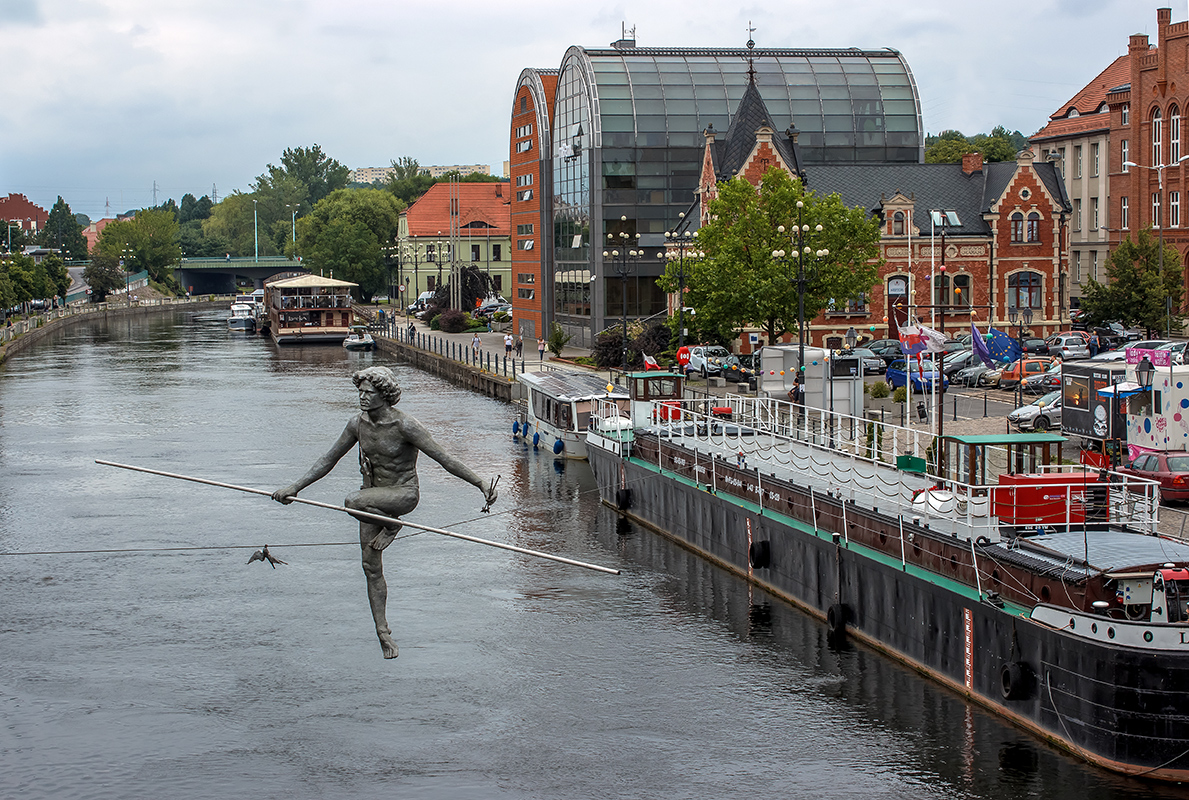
left=985, top=328, right=1022, bottom=364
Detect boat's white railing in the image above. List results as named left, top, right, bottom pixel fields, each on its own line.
left=589, top=395, right=1162, bottom=540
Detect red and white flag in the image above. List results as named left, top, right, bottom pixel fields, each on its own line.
left=642, top=353, right=661, bottom=371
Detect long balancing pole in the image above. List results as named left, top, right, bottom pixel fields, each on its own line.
left=96, top=459, right=620, bottom=575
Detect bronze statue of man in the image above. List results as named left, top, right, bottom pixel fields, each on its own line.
left=272, top=366, right=497, bottom=659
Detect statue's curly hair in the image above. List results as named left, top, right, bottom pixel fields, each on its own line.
left=352, top=366, right=401, bottom=406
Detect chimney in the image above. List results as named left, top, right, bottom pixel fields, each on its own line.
left=962, top=152, right=983, bottom=175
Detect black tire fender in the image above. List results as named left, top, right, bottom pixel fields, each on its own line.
left=827, top=603, right=848, bottom=638
left=614, top=487, right=632, bottom=510
left=1000, top=661, right=1033, bottom=701
left=748, top=540, right=771, bottom=569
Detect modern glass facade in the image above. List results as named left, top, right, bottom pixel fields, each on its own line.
left=547, top=45, right=924, bottom=341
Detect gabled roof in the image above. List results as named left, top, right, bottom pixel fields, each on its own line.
left=404, top=182, right=511, bottom=238
left=267, top=274, right=357, bottom=289
left=713, top=77, right=801, bottom=179
left=1031, top=55, right=1129, bottom=141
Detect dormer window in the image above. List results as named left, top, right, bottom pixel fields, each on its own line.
left=893, top=210, right=905, bottom=236
left=1068, top=108, right=1080, bottom=118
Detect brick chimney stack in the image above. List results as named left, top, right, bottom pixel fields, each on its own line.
left=962, top=152, right=984, bottom=175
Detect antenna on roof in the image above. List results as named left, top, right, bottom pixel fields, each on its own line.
left=611, top=22, right=636, bottom=49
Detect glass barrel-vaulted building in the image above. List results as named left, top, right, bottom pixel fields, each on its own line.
left=538, top=43, right=924, bottom=346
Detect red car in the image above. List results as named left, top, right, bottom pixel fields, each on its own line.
left=1119, top=451, right=1189, bottom=502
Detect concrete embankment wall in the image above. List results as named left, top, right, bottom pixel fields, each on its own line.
left=0, top=297, right=229, bottom=366
left=375, top=336, right=525, bottom=402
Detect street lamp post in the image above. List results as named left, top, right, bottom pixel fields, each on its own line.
left=252, top=200, right=259, bottom=264
left=1007, top=306, right=1033, bottom=411
left=286, top=205, right=297, bottom=255
left=1123, top=155, right=1189, bottom=337
left=604, top=215, right=642, bottom=376
left=772, top=200, right=826, bottom=391
left=660, top=212, right=700, bottom=350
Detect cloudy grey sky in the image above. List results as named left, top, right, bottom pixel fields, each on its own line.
left=0, top=0, right=1166, bottom=219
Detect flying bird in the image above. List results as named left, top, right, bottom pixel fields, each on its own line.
left=248, top=545, right=286, bottom=568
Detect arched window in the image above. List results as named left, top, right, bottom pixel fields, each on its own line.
left=1153, top=108, right=1164, bottom=165
left=934, top=273, right=950, bottom=307
left=1173, top=105, right=1182, bottom=163
left=893, top=210, right=904, bottom=236
left=953, top=273, right=971, bottom=307
left=1010, top=212, right=1024, bottom=243
left=1027, top=212, right=1041, bottom=243
left=1008, top=271, right=1042, bottom=310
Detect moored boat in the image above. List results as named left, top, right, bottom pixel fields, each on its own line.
left=343, top=326, right=375, bottom=352
left=515, top=368, right=634, bottom=459
left=265, top=275, right=357, bottom=345
left=227, top=302, right=255, bottom=332
left=583, top=376, right=1189, bottom=780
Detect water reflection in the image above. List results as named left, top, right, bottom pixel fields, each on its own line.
left=0, top=310, right=1185, bottom=800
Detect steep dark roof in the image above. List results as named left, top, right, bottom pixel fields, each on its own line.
left=714, top=77, right=802, bottom=179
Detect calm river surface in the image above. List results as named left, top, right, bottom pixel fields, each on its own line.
left=1, top=309, right=1186, bottom=800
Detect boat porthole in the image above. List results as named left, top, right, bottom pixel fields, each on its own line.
left=1108, top=627, right=1116, bottom=639
left=1144, top=631, right=1154, bottom=642
left=950, top=555, right=958, bottom=571
left=992, top=569, right=1000, bottom=584
left=879, top=531, right=887, bottom=545
left=1040, top=585, right=1051, bottom=602
left=912, top=541, right=921, bottom=555
left=1091, top=623, right=1098, bottom=634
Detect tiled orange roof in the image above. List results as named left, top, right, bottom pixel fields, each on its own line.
left=1032, top=55, right=1130, bottom=139
left=405, top=182, right=511, bottom=237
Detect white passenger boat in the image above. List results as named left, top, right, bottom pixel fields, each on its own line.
left=514, top=369, right=634, bottom=459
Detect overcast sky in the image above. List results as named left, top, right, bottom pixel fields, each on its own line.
left=0, top=0, right=1168, bottom=220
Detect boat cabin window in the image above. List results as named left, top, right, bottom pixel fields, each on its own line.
left=632, top=376, right=680, bottom=401
left=1156, top=571, right=1189, bottom=623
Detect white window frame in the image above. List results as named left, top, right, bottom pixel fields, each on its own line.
left=1172, top=191, right=1181, bottom=227
left=1121, top=196, right=1129, bottom=229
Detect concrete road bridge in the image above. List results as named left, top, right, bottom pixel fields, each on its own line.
left=175, top=256, right=306, bottom=294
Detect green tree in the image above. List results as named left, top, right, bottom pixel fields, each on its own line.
left=1080, top=228, right=1184, bottom=336
left=257, top=144, right=349, bottom=211
left=178, top=193, right=214, bottom=224
left=662, top=169, right=882, bottom=347
left=134, top=208, right=182, bottom=284
left=0, top=253, right=35, bottom=305
left=385, top=156, right=436, bottom=205
left=202, top=193, right=263, bottom=257
left=37, top=197, right=89, bottom=260
left=925, top=126, right=1024, bottom=164
left=298, top=188, right=404, bottom=301
left=39, top=253, right=71, bottom=299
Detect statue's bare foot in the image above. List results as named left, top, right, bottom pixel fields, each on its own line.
left=370, top=527, right=399, bottom=551
left=378, top=631, right=399, bottom=659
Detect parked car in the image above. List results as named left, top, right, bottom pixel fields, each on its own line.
left=940, top=350, right=977, bottom=378
left=1046, top=333, right=1090, bottom=361
left=686, top=344, right=733, bottom=377
left=1022, top=361, right=1062, bottom=394
left=1157, top=341, right=1189, bottom=364
left=981, top=366, right=1005, bottom=387
left=954, top=362, right=994, bottom=387
left=407, top=290, right=435, bottom=314
left=1119, top=451, right=1189, bottom=503
left=886, top=358, right=948, bottom=393
left=716, top=354, right=756, bottom=381
left=1021, top=337, right=1050, bottom=355
left=865, top=338, right=905, bottom=366
left=998, top=356, right=1056, bottom=389
left=1008, top=390, right=1062, bottom=431
left=848, top=347, right=886, bottom=375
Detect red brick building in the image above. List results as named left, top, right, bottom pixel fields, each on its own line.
left=685, top=76, right=1072, bottom=352
left=508, top=68, right=557, bottom=340
left=1107, top=8, right=1189, bottom=299
left=0, top=193, right=48, bottom=239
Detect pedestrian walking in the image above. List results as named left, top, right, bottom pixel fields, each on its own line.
left=472, top=333, right=481, bottom=355
left=504, top=333, right=513, bottom=356
left=537, top=337, right=546, bottom=362
left=1089, top=331, right=1099, bottom=358
left=515, top=335, right=524, bottom=358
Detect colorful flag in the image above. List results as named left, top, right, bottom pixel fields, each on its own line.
left=642, top=352, right=661, bottom=371
left=984, top=327, right=1023, bottom=365
left=971, top=322, right=995, bottom=367
left=898, top=326, right=929, bottom=356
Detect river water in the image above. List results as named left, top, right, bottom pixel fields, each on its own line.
left=0, top=309, right=1185, bottom=800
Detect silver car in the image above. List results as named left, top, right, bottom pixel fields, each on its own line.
left=1046, top=333, right=1089, bottom=360
left=1008, top=390, right=1062, bottom=431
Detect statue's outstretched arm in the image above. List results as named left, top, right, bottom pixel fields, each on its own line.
left=272, top=420, right=359, bottom=503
